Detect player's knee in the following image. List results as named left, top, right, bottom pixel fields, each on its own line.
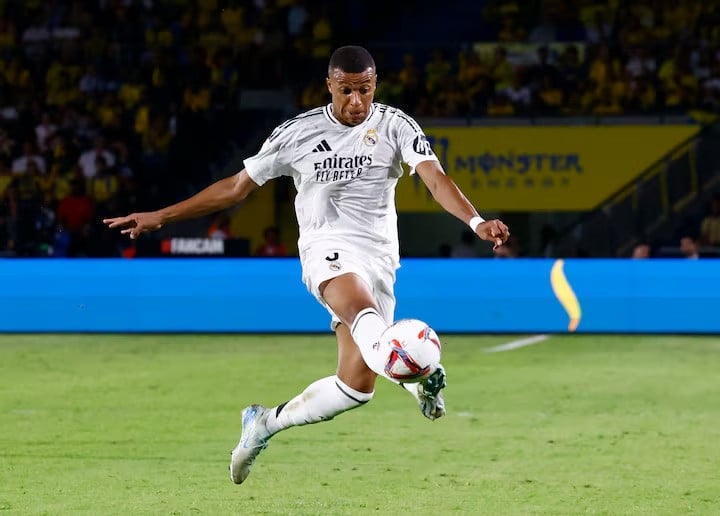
left=347, top=301, right=378, bottom=324
left=320, top=273, right=378, bottom=325
left=338, top=299, right=381, bottom=330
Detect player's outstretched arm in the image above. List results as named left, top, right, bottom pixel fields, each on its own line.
left=414, top=160, right=510, bottom=249
left=103, top=169, right=258, bottom=239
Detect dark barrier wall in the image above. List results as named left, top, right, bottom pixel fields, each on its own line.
left=1, top=259, right=718, bottom=333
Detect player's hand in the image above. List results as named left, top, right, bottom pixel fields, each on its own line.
left=103, top=212, right=164, bottom=239
left=475, top=219, right=510, bottom=250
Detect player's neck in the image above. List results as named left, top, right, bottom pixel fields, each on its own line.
left=328, top=104, right=372, bottom=127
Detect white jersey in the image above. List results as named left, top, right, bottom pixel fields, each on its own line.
left=243, top=103, right=439, bottom=264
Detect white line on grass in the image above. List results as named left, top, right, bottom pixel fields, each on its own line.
left=484, top=334, right=550, bottom=353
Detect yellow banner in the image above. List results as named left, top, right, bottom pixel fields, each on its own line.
left=397, top=125, right=699, bottom=211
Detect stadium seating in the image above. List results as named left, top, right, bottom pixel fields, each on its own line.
left=1, top=0, right=719, bottom=257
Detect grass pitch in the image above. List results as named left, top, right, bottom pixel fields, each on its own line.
left=1, top=334, right=719, bottom=515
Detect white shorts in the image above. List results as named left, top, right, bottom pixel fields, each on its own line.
left=300, top=244, right=398, bottom=330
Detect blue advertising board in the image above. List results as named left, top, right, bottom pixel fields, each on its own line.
left=0, top=259, right=717, bottom=333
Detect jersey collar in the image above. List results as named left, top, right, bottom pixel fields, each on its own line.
left=324, top=103, right=376, bottom=126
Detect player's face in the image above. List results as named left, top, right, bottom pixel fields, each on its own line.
left=326, top=68, right=376, bottom=126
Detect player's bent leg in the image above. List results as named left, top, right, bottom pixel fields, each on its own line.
left=336, top=306, right=447, bottom=421
left=320, top=273, right=391, bottom=377
left=335, top=322, right=377, bottom=393
left=230, top=373, right=373, bottom=485
left=320, top=273, right=448, bottom=421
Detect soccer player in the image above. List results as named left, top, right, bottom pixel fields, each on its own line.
left=104, top=46, right=510, bottom=484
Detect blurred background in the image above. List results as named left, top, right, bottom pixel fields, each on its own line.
left=0, top=0, right=719, bottom=261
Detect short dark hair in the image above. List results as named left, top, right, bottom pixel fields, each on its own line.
left=328, top=46, right=375, bottom=74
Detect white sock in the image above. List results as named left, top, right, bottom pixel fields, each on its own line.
left=264, top=375, right=373, bottom=436
left=350, top=308, right=392, bottom=377
left=400, top=382, right=421, bottom=402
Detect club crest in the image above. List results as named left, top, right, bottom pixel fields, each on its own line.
left=363, top=129, right=378, bottom=146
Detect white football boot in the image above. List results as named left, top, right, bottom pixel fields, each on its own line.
left=229, top=404, right=271, bottom=484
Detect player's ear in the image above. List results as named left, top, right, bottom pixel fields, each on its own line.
left=326, top=77, right=332, bottom=93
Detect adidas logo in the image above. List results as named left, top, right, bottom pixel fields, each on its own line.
left=311, top=140, right=332, bottom=152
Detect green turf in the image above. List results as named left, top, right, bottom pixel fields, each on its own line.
left=1, top=334, right=720, bottom=515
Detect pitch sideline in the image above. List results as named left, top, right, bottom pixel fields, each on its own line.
left=484, top=334, right=550, bottom=353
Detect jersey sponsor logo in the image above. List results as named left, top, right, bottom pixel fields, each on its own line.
left=363, top=129, right=378, bottom=146
left=311, top=140, right=332, bottom=153
left=329, top=261, right=342, bottom=271
left=314, top=155, right=373, bottom=183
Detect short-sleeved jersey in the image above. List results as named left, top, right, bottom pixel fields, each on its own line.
left=243, top=103, right=439, bottom=263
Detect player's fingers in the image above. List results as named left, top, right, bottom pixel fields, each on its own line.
left=497, top=222, right=510, bottom=241
left=103, top=217, right=122, bottom=227
left=105, top=217, right=134, bottom=229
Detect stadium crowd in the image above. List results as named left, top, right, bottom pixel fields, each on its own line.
left=309, top=0, right=720, bottom=118
left=0, top=0, right=338, bottom=256
left=0, top=0, right=719, bottom=257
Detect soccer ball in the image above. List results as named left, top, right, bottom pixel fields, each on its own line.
left=380, top=319, right=442, bottom=382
